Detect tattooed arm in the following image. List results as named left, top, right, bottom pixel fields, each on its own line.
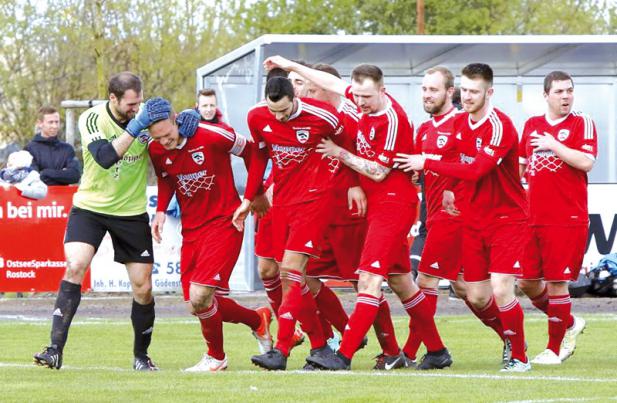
left=316, top=138, right=391, bottom=182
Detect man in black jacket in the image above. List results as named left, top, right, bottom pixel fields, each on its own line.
left=25, top=106, right=81, bottom=185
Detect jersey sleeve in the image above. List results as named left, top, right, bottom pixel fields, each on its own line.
left=148, top=144, right=174, bottom=212
left=374, top=110, right=414, bottom=168
left=518, top=120, right=532, bottom=165
left=478, top=119, right=518, bottom=165
left=78, top=108, right=106, bottom=147
left=573, top=114, right=598, bottom=161
left=244, top=112, right=269, bottom=201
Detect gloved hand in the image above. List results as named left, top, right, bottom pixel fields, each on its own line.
left=125, top=97, right=172, bottom=137
left=176, top=109, right=201, bottom=138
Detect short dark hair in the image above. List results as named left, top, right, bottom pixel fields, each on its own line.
left=37, top=106, right=58, bottom=121
left=426, top=66, right=454, bottom=89
left=351, top=64, right=384, bottom=87
left=267, top=68, right=289, bottom=81
left=108, top=71, right=142, bottom=100
left=461, top=63, right=493, bottom=86
left=544, top=71, right=573, bottom=93
left=313, top=63, right=341, bottom=79
left=198, top=88, right=216, bottom=98
left=265, top=77, right=294, bottom=102
left=452, top=87, right=462, bottom=110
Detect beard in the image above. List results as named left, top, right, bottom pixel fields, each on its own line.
left=423, top=96, right=447, bottom=115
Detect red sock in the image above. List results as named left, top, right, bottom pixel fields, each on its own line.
left=466, top=295, right=505, bottom=340
left=403, top=288, right=438, bottom=359
left=194, top=301, right=225, bottom=360
left=531, top=286, right=574, bottom=328
left=300, top=284, right=328, bottom=347
left=262, top=275, right=282, bottom=317
left=499, top=299, right=527, bottom=362
left=339, top=293, right=380, bottom=359
left=547, top=295, right=571, bottom=355
left=215, top=295, right=260, bottom=330
left=403, top=291, right=445, bottom=353
left=530, top=286, right=549, bottom=314
left=314, top=284, right=348, bottom=334
left=274, top=270, right=326, bottom=356
left=373, top=295, right=400, bottom=356
left=317, top=311, right=334, bottom=339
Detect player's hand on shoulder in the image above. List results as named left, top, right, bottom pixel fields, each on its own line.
left=176, top=109, right=200, bottom=138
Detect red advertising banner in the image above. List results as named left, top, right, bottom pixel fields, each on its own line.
left=0, top=185, right=90, bottom=292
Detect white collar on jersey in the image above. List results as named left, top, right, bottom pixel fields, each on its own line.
left=544, top=112, right=571, bottom=127
left=176, top=137, right=188, bottom=150
left=468, top=104, right=494, bottom=130
left=287, top=98, right=303, bottom=121
left=431, top=107, right=458, bottom=128
left=368, top=96, right=392, bottom=117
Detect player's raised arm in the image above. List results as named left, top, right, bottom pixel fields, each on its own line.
left=264, top=56, right=348, bottom=96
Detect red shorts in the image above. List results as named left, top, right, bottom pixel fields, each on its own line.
left=463, top=221, right=526, bottom=283
left=306, top=220, right=367, bottom=281
left=180, top=217, right=243, bottom=301
left=418, top=219, right=463, bottom=281
left=357, top=201, right=416, bottom=278
left=272, top=195, right=334, bottom=262
left=520, top=225, right=588, bottom=282
left=255, top=209, right=275, bottom=260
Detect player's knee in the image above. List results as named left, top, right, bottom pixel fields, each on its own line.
left=189, top=285, right=214, bottom=311
left=258, top=259, right=279, bottom=279
left=305, top=278, right=322, bottom=295
left=132, top=281, right=153, bottom=303
left=517, top=279, right=537, bottom=295
left=357, top=272, right=383, bottom=296
left=63, top=258, right=89, bottom=283
left=450, top=281, right=467, bottom=299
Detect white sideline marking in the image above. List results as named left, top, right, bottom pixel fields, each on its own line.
left=2, top=362, right=617, bottom=384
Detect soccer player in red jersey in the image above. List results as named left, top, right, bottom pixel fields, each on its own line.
left=233, top=77, right=345, bottom=370
left=303, top=64, right=403, bottom=369
left=402, top=66, right=507, bottom=363
left=147, top=100, right=272, bottom=372
left=518, top=71, right=596, bottom=365
left=396, top=63, right=530, bottom=372
left=264, top=56, right=451, bottom=371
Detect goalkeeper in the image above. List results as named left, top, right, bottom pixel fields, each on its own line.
left=33, top=72, right=167, bottom=371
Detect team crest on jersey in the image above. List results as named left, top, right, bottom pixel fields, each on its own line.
left=557, top=129, right=570, bottom=141
left=475, top=138, right=482, bottom=151
left=137, top=131, right=150, bottom=144
left=191, top=151, right=205, bottom=165
left=369, top=127, right=376, bottom=140
left=296, top=129, right=310, bottom=144
left=436, top=135, right=448, bottom=149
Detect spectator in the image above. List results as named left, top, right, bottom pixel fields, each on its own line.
left=0, top=150, right=48, bottom=199
left=25, top=106, right=81, bottom=185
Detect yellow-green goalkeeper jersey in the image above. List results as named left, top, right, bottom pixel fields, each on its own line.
left=74, top=102, right=149, bottom=216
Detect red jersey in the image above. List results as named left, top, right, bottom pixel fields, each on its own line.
left=149, top=122, right=247, bottom=241
left=425, top=106, right=527, bottom=226
left=345, top=86, right=417, bottom=204
left=519, top=112, right=597, bottom=226
left=415, top=108, right=466, bottom=224
left=245, top=97, right=343, bottom=207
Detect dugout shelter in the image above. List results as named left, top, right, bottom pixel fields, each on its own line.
left=197, top=35, right=617, bottom=291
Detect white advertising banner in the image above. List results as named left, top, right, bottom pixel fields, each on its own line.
left=584, top=184, right=617, bottom=269
left=90, top=186, right=249, bottom=292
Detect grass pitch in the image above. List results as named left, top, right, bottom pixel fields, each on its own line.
left=1, top=313, right=616, bottom=402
